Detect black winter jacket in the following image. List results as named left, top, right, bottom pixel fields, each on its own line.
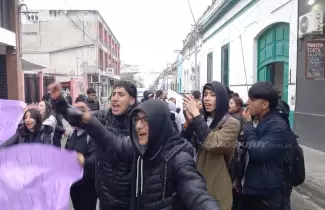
left=51, top=96, right=135, bottom=210
left=129, top=100, right=220, bottom=210
left=0, top=124, right=52, bottom=148
left=65, top=129, right=96, bottom=179
left=92, top=108, right=135, bottom=209
left=52, top=112, right=66, bottom=147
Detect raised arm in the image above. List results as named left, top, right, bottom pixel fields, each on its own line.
left=190, top=115, right=240, bottom=154
left=0, top=132, right=19, bottom=148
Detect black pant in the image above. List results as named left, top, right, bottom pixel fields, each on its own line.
left=70, top=179, right=97, bottom=210
left=232, top=191, right=242, bottom=210
left=241, top=193, right=282, bottom=210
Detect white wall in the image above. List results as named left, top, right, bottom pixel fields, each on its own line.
left=23, top=53, right=50, bottom=67
left=180, top=37, right=202, bottom=92
left=0, top=27, right=15, bottom=46
left=201, top=0, right=298, bottom=103
left=22, top=10, right=98, bottom=53
left=49, top=46, right=96, bottom=75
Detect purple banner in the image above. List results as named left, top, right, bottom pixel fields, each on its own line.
left=0, top=99, right=26, bottom=144
left=0, top=144, right=83, bottom=210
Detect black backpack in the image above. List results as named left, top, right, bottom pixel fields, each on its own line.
left=277, top=100, right=305, bottom=186
left=158, top=139, right=189, bottom=209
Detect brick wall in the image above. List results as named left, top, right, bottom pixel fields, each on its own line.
left=6, top=0, right=24, bottom=100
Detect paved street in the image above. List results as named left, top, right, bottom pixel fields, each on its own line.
left=291, top=189, right=324, bottom=210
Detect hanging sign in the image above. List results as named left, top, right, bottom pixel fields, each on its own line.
left=305, top=41, right=325, bottom=79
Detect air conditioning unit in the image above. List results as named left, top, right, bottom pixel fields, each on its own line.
left=299, top=11, right=323, bottom=38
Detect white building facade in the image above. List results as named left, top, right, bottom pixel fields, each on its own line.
left=179, top=30, right=203, bottom=93
left=198, top=0, right=297, bottom=125
left=21, top=9, right=121, bottom=99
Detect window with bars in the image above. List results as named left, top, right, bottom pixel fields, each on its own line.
left=207, top=52, right=213, bottom=83
left=221, top=44, right=229, bottom=86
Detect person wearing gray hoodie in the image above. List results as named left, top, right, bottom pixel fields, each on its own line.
left=167, top=101, right=182, bottom=133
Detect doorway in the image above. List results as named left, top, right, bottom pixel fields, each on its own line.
left=270, top=62, right=284, bottom=98
left=257, top=22, right=292, bottom=126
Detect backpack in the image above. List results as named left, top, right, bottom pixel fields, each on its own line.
left=283, top=132, right=305, bottom=186
left=277, top=100, right=305, bottom=186
left=159, top=139, right=188, bottom=209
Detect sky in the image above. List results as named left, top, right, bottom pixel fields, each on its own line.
left=23, top=0, right=211, bottom=87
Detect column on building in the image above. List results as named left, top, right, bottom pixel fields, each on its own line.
left=5, top=0, right=24, bottom=100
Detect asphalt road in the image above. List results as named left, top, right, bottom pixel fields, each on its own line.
left=291, top=189, right=324, bottom=210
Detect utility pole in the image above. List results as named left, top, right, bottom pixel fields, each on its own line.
left=76, top=58, right=79, bottom=79
left=187, top=0, right=198, bottom=90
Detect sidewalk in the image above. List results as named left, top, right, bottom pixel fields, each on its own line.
left=295, top=145, right=325, bottom=209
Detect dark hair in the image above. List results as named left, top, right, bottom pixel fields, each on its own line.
left=21, top=108, right=43, bottom=137
left=168, top=97, right=176, bottom=102
left=41, top=100, right=52, bottom=121
left=232, top=92, right=239, bottom=97
left=231, top=96, right=244, bottom=113
left=248, top=82, right=278, bottom=110
left=225, top=86, right=234, bottom=96
left=204, top=84, right=214, bottom=92
left=155, top=90, right=163, bottom=98
left=87, top=88, right=96, bottom=94
left=113, top=80, right=137, bottom=99
left=192, top=90, right=201, bottom=100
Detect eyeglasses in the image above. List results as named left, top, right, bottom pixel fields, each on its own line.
left=134, top=116, right=148, bottom=126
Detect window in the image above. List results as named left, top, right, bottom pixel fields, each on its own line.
left=207, top=52, right=213, bottom=83
left=221, top=44, right=229, bottom=86
left=0, top=0, right=10, bottom=30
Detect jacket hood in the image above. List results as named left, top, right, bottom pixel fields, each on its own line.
left=202, top=81, right=229, bottom=128
left=143, top=90, right=149, bottom=100
left=166, top=101, right=177, bottom=112
left=130, top=99, right=176, bottom=158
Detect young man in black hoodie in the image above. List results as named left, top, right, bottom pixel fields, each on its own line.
left=50, top=83, right=220, bottom=210
left=50, top=81, right=137, bottom=210
left=129, top=99, right=220, bottom=210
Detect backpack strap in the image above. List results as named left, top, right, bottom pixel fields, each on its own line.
left=86, top=135, right=90, bottom=144
left=160, top=138, right=187, bottom=199
left=160, top=160, right=168, bottom=199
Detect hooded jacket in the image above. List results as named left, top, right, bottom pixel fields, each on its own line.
left=141, top=90, right=149, bottom=102
left=182, top=81, right=240, bottom=210
left=51, top=96, right=136, bottom=210
left=129, top=99, right=220, bottom=210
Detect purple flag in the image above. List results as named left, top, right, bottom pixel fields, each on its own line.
left=0, top=99, right=26, bottom=144
left=0, top=144, right=83, bottom=210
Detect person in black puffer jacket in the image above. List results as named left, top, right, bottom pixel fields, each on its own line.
left=129, top=99, right=220, bottom=210
left=0, top=108, right=52, bottom=148
left=50, top=81, right=138, bottom=210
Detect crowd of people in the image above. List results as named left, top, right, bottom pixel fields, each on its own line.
left=0, top=79, right=305, bottom=210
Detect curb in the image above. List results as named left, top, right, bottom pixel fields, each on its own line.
left=295, top=179, right=325, bottom=209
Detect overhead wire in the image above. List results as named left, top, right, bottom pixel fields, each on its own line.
left=60, top=0, right=99, bottom=45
